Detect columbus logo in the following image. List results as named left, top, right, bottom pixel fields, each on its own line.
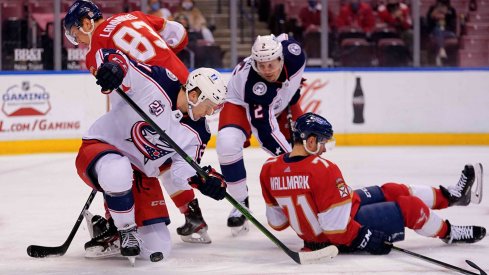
left=2, top=81, right=51, bottom=117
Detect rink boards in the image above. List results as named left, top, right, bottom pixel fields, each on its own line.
left=0, top=68, right=488, bottom=154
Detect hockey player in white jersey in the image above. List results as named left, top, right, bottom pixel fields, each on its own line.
left=216, top=33, right=306, bottom=235
left=75, top=48, right=227, bottom=265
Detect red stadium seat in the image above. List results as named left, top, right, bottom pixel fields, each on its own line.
left=339, top=38, right=374, bottom=67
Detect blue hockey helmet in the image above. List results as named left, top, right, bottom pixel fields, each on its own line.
left=64, top=0, right=103, bottom=45
left=293, top=112, right=333, bottom=143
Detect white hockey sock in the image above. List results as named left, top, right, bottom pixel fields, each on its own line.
left=409, top=185, right=436, bottom=209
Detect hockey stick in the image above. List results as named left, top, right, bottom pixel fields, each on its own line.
left=286, top=106, right=295, bottom=146
left=391, top=245, right=487, bottom=275
left=27, top=189, right=97, bottom=258
left=115, top=87, right=338, bottom=264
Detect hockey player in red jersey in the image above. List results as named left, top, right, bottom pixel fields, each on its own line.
left=64, top=0, right=188, bottom=83
left=216, top=33, right=305, bottom=235
left=64, top=0, right=214, bottom=245
left=75, top=48, right=227, bottom=264
left=260, top=112, right=485, bottom=254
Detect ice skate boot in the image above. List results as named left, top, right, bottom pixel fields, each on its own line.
left=176, top=198, right=211, bottom=244
left=119, top=224, right=141, bottom=266
left=440, top=164, right=483, bottom=206
left=227, top=197, right=249, bottom=237
left=83, top=212, right=120, bottom=259
left=441, top=220, right=486, bottom=244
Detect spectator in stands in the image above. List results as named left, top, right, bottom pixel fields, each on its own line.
left=298, top=0, right=335, bottom=34
left=173, top=0, right=214, bottom=45
left=377, top=0, right=413, bottom=54
left=377, top=0, right=412, bottom=32
left=336, top=0, right=376, bottom=34
left=426, top=0, right=457, bottom=66
left=174, top=13, right=214, bottom=45
left=147, top=0, right=172, bottom=20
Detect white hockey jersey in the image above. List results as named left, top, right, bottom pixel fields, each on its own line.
left=84, top=49, right=209, bottom=184
left=226, top=34, right=306, bottom=155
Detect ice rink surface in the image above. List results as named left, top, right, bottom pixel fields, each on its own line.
left=0, top=147, right=488, bottom=275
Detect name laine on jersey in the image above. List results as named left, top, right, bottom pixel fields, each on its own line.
left=100, top=14, right=138, bottom=37
left=269, top=175, right=310, bottom=191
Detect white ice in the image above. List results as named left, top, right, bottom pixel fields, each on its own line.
left=0, top=147, right=488, bottom=274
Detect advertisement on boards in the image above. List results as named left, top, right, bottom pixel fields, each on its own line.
left=0, top=74, right=104, bottom=141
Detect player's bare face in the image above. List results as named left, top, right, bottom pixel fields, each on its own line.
left=256, top=59, right=282, bottom=82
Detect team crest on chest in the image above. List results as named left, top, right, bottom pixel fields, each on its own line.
left=253, top=82, right=267, bottom=96
left=288, top=43, right=301, bottom=56
left=166, top=70, right=178, bottom=82
left=128, top=121, right=173, bottom=164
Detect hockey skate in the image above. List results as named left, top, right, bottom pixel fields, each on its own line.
left=176, top=199, right=211, bottom=244
left=119, top=224, right=142, bottom=266
left=83, top=211, right=120, bottom=259
left=227, top=197, right=249, bottom=237
left=440, top=163, right=483, bottom=206
left=441, top=220, right=486, bottom=244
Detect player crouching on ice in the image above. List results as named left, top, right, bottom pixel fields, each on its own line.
left=75, top=48, right=227, bottom=265
left=259, top=112, right=485, bottom=255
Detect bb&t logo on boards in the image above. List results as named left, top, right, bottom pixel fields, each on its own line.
left=2, top=81, right=51, bottom=117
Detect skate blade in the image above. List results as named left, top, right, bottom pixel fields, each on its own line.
left=85, top=244, right=121, bottom=259
left=127, top=256, right=136, bottom=267
left=180, top=229, right=212, bottom=244
left=471, top=163, right=483, bottom=204
left=230, top=221, right=249, bottom=237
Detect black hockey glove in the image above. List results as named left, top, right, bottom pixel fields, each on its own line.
left=95, top=61, right=125, bottom=93
left=352, top=226, right=392, bottom=255
left=189, top=165, right=227, bottom=201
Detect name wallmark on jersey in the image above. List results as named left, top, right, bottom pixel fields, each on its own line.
left=270, top=175, right=310, bottom=190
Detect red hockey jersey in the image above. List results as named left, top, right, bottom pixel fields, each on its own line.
left=260, top=154, right=362, bottom=246
left=86, top=11, right=189, bottom=83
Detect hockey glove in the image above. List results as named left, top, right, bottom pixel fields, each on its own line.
left=352, top=226, right=392, bottom=255
left=189, top=165, right=227, bottom=200
left=95, top=61, right=125, bottom=93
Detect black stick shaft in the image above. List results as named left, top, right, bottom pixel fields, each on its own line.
left=115, top=88, right=302, bottom=264
left=27, top=189, right=97, bottom=257
left=392, top=245, right=480, bottom=275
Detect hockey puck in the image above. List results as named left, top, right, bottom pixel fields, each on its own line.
left=150, top=252, right=164, bottom=262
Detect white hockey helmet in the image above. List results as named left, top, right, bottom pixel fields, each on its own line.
left=185, top=67, right=227, bottom=106
left=251, top=34, right=284, bottom=72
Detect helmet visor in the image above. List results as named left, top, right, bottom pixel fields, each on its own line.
left=319, top=136, right=336, bottom=152
left=196, top=98, right=223, bottom=116
left=64, top=26, right=79, bottom=45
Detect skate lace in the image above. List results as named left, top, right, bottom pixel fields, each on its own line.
left=450, top=225, right=473, bottom=241
left=449, top=173, right=467, bottom=197
left=121, top=229, right=142, bottom=249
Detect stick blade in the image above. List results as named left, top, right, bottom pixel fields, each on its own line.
left=27, top=245, right=66, bottom=258
left=298, top=245, right=339, bottom=264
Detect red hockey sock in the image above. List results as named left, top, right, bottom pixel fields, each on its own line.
left=381, top=182, right=410, bottom=202
left=432, top=188, right=449, bottom=209
left=172, top=189, right=195, bottom=214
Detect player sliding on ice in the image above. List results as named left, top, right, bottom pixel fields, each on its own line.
left=75, top=48, right=227, bottom=265
left=260, top=112, right=485, bottom=254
